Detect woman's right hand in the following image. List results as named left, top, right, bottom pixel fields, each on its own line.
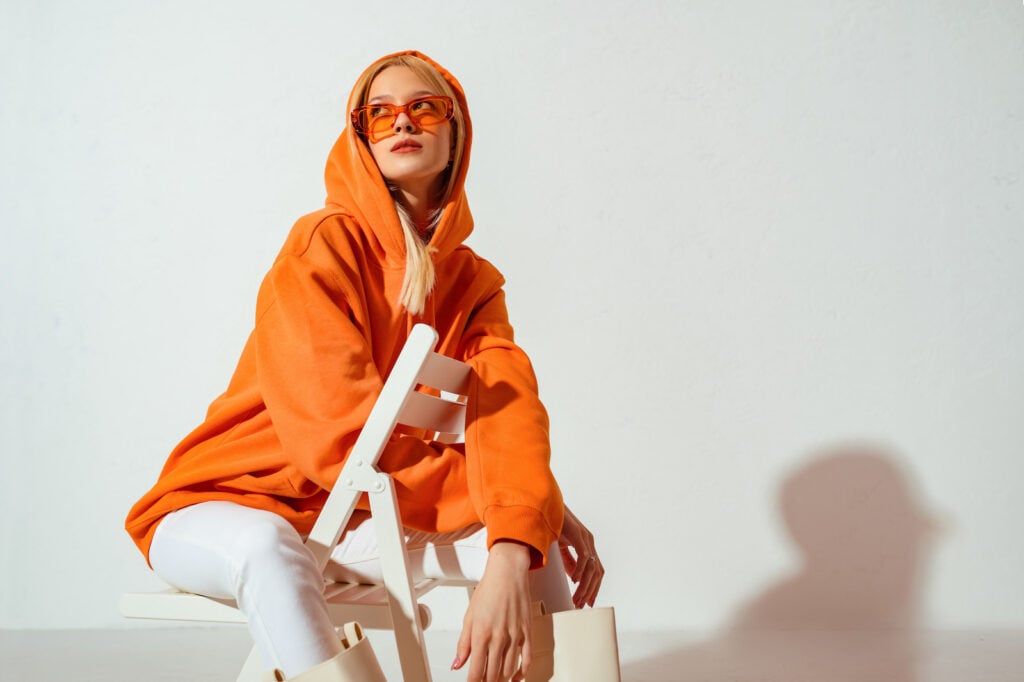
left=453, top=540, right=533, bottom=682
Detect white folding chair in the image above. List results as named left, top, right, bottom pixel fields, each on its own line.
left=121, top=323, right=474, bottom=681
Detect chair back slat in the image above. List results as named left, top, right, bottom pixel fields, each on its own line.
left=433, top=431, right=465, bottom=445
left=398, top=391, right=467, bottom=435
left=417, top=352, right=471, bottom=396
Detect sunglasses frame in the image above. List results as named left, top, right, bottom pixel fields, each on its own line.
left=350, top=95, right=455, bottom=143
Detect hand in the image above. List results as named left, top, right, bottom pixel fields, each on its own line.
left=453, top=541, right=533, bottom=682
left=559, top=505, right=604, bottom=608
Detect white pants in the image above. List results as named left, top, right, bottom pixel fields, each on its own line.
left=149, top=501, right=572, bottom=676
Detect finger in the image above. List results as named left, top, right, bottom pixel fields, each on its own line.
left=569, top=548, right=593, bottom=577
left=570, top=550, right=590, bottom=584
left=560, top=544, right=578, bottom=576
left=487, top=638, right=509, bottom=682
left=589, top=567, right=605, bottom=607
left=584, top=560, right=606, bottom=607
left=518, top=627, right=533, bottom=680
left=587, top=561, right=604, bottom=606
left=577, top=561, right=602, bottom=607
left=468, top=647, right=485, bottom=682
left=573, top=580, right=586, bottom=608
left=501, top=632, right=522, bottom=682
left=573, top=558, right=600, bottom=608
left=455, top=623, right=472, bottom=671
left=465, top=624, right=487, bottom=681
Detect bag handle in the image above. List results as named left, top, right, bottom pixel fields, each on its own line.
left=340, top=621, right=365, bottom=650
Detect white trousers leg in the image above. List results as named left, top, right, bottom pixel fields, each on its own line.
left=149, top=501, right=343, bottom=676
left=149, top=501, right=572, bottom=676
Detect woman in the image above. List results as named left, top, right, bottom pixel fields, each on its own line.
left=125, top=51, right=603, bottom=682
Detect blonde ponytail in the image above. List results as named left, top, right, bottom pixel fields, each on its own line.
left=395, top=203, right=438, bottom=315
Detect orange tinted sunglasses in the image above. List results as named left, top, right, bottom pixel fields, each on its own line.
left=350, top=95, right=455, bottom=143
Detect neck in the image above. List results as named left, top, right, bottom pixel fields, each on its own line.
left=393, top=177, right=443, bottom=233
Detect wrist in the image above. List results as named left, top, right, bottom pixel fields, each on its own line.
left=488, top=540, right=532, bottom=570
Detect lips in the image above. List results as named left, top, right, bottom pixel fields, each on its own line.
left=390, top=138, right=422, bottom=152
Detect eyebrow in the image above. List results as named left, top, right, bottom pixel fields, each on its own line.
left=367, top=90, right=436, bottom=104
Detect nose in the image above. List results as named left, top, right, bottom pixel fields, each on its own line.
left=393, top=111, right=418, bottom=134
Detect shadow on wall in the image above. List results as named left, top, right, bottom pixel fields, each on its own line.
left=624, top=444, right=940, bottom=682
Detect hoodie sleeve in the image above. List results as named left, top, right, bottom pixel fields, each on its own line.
left=460, top=276, right=564, bottom=568
left=254, top=252, right=375, bottom=487
left=254, top=251, right=470, bottom=517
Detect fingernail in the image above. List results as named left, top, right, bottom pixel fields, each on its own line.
left=451, top=656, right=461, bottom=670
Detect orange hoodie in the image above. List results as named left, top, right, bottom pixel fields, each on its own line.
left=125, top=50, right=563, bottom=568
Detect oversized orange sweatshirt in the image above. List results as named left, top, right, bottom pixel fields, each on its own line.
left=125, top=50, right=563, bottom=568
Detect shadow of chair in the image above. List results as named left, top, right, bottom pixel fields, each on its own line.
left=622, top=444, right=939, bottom=682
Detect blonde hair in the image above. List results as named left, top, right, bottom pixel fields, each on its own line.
left=396, top=203, right=437, bottom=316
left=350, top=55, right=468, bottom=315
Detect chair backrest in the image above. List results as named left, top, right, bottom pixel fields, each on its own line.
left=305, top=324, right=471, bottom=569
left=354, top=324, right=471, bottom=462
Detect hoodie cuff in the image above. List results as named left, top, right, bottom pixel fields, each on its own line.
left=483, top=504, right=559, bottom=569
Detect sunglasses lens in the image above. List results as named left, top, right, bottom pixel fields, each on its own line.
left=408, top=97, right=451, bottom=126
left=357, top=106, right=396, bottom=140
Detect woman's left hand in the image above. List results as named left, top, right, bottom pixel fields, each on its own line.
left=558, top=505, right=604, bottom=608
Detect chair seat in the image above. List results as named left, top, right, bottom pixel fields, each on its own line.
left=121, top=576, right=477, bottom=631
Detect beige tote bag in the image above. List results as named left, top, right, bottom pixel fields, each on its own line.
left=525, top=602, right=622, bottom=682
left=264, top=621, right=386, bottom=682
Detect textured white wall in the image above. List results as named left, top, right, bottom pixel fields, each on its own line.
left=2, top=1, right=1022, bottom=631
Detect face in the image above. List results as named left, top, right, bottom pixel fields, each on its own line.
left=364, top=66, right=453, bottom=198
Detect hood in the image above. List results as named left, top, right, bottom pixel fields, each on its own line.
left=324, top=50, right=474, bottom=265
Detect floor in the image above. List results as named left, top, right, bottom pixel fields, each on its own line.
left=3, top=626, right=1023, bottom=681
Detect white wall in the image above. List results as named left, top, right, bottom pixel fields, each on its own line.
left=2, top=0, right=1022, bottom=632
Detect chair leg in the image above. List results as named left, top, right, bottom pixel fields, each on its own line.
left=370, top=478, right=432, bottom=682
left=237, top=644, right=265, bottom=682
